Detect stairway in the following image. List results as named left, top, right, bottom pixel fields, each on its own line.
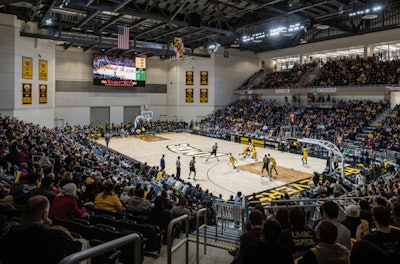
left=348, top=107, right=392, bottom=151
left=370, top=107, right=392, bottom=126
left=188, top=224, right=241, bottom=251
left=299, top=65, right=321, bottom=86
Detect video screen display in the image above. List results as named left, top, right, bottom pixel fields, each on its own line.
left=93, top=54, right=146, bottom=87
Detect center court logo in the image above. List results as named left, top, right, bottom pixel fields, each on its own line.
left=166, top=143, right=210, bottom=157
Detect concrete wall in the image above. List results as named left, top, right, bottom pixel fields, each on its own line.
left=54, top=49, right=170, bottom=125
left=0, top=14, right=55, bottom=127
left=0, top=14, right=16, bottom=110
left=53, top=47, right=259, bottom=124
left=214, top=49, right=260, bottom=107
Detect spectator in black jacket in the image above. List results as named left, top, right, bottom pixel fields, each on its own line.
left=230, top=209, right=264, bottom=264
left=242, top=219, right=293, bottom=264
left=0, top=195, right=82, bottom=264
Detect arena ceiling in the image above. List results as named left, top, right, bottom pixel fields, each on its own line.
left=1, top=0, right=400, bottom=57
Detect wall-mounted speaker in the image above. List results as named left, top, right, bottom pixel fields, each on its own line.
left=224, top=50, right=229, bottom=58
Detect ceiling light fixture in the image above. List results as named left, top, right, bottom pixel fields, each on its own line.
left=281, top=32, right=294, bottom=37
left=316, top=24, right=330, bottom=30
left=44, top=18, right=53, bottom=25
left=362, top=14, right=378, bottom=20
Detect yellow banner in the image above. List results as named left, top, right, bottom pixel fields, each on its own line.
left=39, top=84, right=47, bottom=104
left=251, top=138, right=265, bottom=147
left=22, top=56, right=33, bottom=79
left=200, top=88, right=208, bottom=103
left=22, top=83, right=32, bottom=104
left=240, top=137, right=249, bottom=143
left=39, top=59, right=48, bottom=81
left=186, top=71, right=193, bottom=85
left=185, top=88, right=193, bottom=103
left=200, top=71, right=208, bottom=85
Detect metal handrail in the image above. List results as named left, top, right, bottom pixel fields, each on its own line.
left=253, top=195, right=376, bottom=205
left=196, top=208, right=207, bottom=264
left=167, top=214, right=190, bottom=264
left=243, top=195, right=378, bottom=226
left=58, top=233, right=142, bottom=264
left=244, top=196, right=376, bottom=214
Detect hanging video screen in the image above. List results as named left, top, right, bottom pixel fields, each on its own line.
left=93, top=54, right=146, bottom=87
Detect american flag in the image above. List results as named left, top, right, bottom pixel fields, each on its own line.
left=117, top=26, right=129, bottom=50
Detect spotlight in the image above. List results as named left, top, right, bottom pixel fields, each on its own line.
left=208, top=42, right=220, bottom=52
left=44, top=18, right=53, bottom=25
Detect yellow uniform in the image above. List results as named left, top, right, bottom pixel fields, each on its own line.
left=242, top=145, right=249, bottom=155
left=269, top=155, right=278, bottom=176
left=302, top=148, right=308, bottom=164
left=229, top=154, right=237, bottom=169
left=251, top=146, right=257, bottom=159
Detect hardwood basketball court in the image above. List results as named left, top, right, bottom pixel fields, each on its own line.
left=98, top=132, right=327, bottom=200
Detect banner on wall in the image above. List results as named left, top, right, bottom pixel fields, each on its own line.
left=186, top=88, right=194, bottom=103
left=186, top=71, right=193, bottom=85
left=39, top=84, right=47, bottom=104
left=240, top=137, right=249, bottom=144
left=39, top=59, right=48, bottom=81
left=22, top=83, right=32, bottom=104
left=251, top=138, right=265, bottom=147
left=200, top=71, right=208, bottom=85
left=200, top=88, right=208, bottom=103
left=22, top=56, right=33, bottom=79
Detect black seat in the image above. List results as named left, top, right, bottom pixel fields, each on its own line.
left=71, top=218, right=91, bottom=226
left=88, top=208, right=122, bottom=219
left=125, top=213, right=150, bottom=224
left=95, top=223, right=116, bottom=231
left=102, top=229, right=145, bottom=264
left=71, top=223, right=107, bottom=241
left=113, top=219, right=138, bottom=231
left=90, top=214, right=117, bottom=226
left=122, top=222, right=163, bottom=256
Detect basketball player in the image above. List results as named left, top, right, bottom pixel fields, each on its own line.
left=241, top=144, right=249, bottom=158
left=188, top=157, right=196, bottom=180
left=261, top=154, right=270, bottom=176
left=251, top=145, right=257, bottom=160
left=268, top=154, right=278, bottom=178
left=241, top=142, right=252, bottom=159
left=229, top=153, right=238, bottom=169
left=206, top=142, right=219, bottom=162
left=302, top=147, right=308, bottom=165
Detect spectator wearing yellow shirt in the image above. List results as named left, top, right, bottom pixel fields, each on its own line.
left=94, top=182, right=124, bottom=213
left=84, top=172, right=95, bottom=185
left=156, top=169, right=164, bottom=180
